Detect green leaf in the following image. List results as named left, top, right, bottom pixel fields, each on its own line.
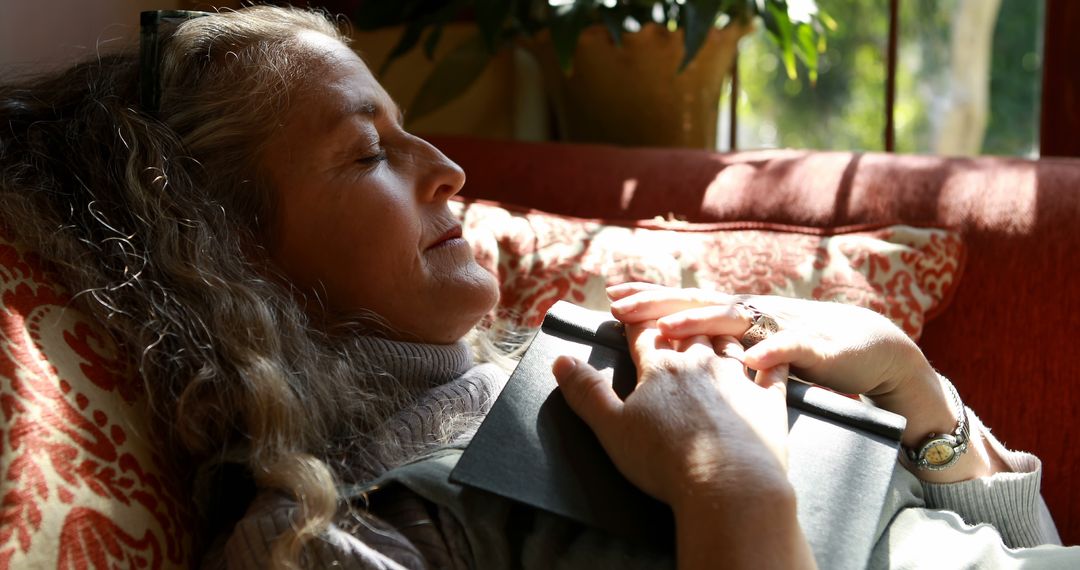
left=377, top=0, right=469, bottom=75
left=794, top=23, right=818, bottom=83
left=766, top=3, right=797, bottom=79
left=819, top=8, right=838, bottom=32
left=350, top=2, right=414, bottom=30
left=600, top=7, right=624, bottom=48
left=550, top=0, right=595, bottom=73
left=423, top=24, right=445, bottom=60
left=724, top=0, right=753, bottom=22
left=380, top=21, right=426, bottom=76
left=475, top=0, right=514, bottom=53
left=679, top=0, right=722, bottom=72
left=758, top=0, right=780, bottom=35
left=419, top=24, right=440, bottom=60
left=406, top=33, right=492, bottom=123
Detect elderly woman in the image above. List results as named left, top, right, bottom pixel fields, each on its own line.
left=0, top=5, right=1073, bottom=569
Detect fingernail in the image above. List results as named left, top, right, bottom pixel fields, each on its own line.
left=552, top=355, right=577, bottom=376
left=656, top=315, right=681, bottom=327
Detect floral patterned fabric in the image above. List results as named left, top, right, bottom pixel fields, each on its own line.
left=454, top=199, right=965, bottom=340
left=0, top=236, right=192, bottom=570
left=0, top=200, right=964, bottom=569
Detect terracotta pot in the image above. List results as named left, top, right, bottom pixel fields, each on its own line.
left=350, top=24, right=521, bottom=139
left=529, top=23, right=750, bottom=148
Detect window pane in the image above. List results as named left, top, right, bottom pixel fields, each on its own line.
left=721, top=0, right=890, bottom=152
left=983, top=0, right=1043, bottom=156
left=721, top=0, right=1043, bottom=157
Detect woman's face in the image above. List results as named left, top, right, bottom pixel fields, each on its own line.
left=262, top=32, right=498, bottom=344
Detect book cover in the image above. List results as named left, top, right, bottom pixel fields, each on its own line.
left=451, top=301, right=905, bottom=569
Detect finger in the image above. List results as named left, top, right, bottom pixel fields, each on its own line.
left=552, top=356, right=623, bottom=442
left=656, top=304, right=752, bottom=339
left=712, top=334, right=746, bottom=362
left=673, top=334, right=712, bottom=354
left=742, top=329, right=823, bottom=371
left=754, top=363, right=791, bottom=400
left=709, top=335, right=754, bottom=383
left=624, top=321, right=670, bottom=370
left=610, top=288, right=731, bottom=322
left=606, top=281, right=667, bottom=301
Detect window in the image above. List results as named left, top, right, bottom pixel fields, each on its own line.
left=720, top=0, right=1044, bottom=157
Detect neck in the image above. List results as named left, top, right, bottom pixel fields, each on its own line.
left=354, top=336, right=474, bottom=388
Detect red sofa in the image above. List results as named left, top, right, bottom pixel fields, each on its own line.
left=432, top=135, right=1080, bottom=546
left=2, top=136, right=1076, bottom=567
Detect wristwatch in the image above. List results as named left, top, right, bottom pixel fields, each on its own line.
left=902, top=377, right=969, bottom=471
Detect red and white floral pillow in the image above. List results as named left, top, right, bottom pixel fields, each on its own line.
left=0, top=200, right=964, bottom=569
left=453, top=199, right=965, bottom=340
left=0, top=236, right=192, bottom=570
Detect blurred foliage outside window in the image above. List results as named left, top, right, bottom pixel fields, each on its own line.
left=721, top=0, right=1043, bottom=157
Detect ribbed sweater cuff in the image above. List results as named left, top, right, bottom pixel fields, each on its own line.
left=920, top=408, right=1062, bottom=548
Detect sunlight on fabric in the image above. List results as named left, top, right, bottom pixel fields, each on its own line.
left=939, top=163, right=1037, bottom=235
left=620, top=178, right=638, bottom=210
left=701, top=162, right=757, bottom=207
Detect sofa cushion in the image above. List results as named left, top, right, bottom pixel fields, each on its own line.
left=0, top=194, right=965, bottom=566
left=0, top=235, right=192, bottom=569
left=453, top=198, right=965, bottom=340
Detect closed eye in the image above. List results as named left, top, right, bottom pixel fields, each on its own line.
left=358, top=149, right=388, bottom=165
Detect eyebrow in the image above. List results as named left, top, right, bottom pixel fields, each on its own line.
left=327, top=99, right=404, bottom=160
left=354, top=100, right=378, bottom=117
left=347, top=99, right=404, bottom=125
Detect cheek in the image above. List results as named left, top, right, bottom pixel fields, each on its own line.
left=271, top=197, right=329, bottom=287
left=324, top=198, right=425, bottom=309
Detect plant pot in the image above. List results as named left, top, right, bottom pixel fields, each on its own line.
left=350, top=24, right=522, bottom=139
left=528, top=23, right=750, bottom=148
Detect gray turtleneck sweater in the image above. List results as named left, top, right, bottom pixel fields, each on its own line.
left=206, top=337, right=506, bottom=570
left=208, top=338, right=1074, bottom=569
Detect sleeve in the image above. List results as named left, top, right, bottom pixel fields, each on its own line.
left=872, top=504, right=1080, bottom=569
left=918, top=408, right=1062, bottom=548
left=220, top=492, right=428, bottom=570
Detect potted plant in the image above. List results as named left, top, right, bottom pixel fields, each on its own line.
left=352, top=0, right=832, bottom=148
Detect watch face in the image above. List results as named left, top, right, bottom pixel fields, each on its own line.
left=924, top=441, right=955, bottom=466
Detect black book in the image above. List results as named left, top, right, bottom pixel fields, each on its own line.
left=451, top=301, right=905, bottom=570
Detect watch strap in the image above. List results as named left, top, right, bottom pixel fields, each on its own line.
left=902, top=376, right=970, bottom=470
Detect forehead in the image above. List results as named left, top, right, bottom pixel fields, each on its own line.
left=287, top=31, right=396, bottom=129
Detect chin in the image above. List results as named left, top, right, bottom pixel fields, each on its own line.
left=444, top=269, right=499, bottom=339
left=476, top=268, right=500, bottom=312
left=425, top=267, right=501, bottom=343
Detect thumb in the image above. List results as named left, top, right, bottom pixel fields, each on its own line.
left=552, top=355, right=623, bottom=441
left=752, top=363, right=792, bottom=470
left=755, top=362, right=791, bottom=401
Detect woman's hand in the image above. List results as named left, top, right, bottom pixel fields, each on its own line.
left=606, top=282, right=936, bottom=403
left=552, top=322, right=814, bottom=569
left=605, top=282, right=1009, bottom=483
left=552, top=324, right=790, bottom=504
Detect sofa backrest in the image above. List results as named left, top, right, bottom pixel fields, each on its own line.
left=3, top=135, right=1076, bottom=561
left=431, top=135, right=1080, bottom=546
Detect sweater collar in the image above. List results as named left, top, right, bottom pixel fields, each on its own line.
left=354, top=336, right=474, bottom=387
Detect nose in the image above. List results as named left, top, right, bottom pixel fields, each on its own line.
left=414, top=136, right=466, bottom=202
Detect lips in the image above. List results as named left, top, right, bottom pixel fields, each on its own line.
left=427, top=225, right=464, bottom=250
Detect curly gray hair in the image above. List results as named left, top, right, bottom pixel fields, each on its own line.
left=0, top=6, right=447, bottom=566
